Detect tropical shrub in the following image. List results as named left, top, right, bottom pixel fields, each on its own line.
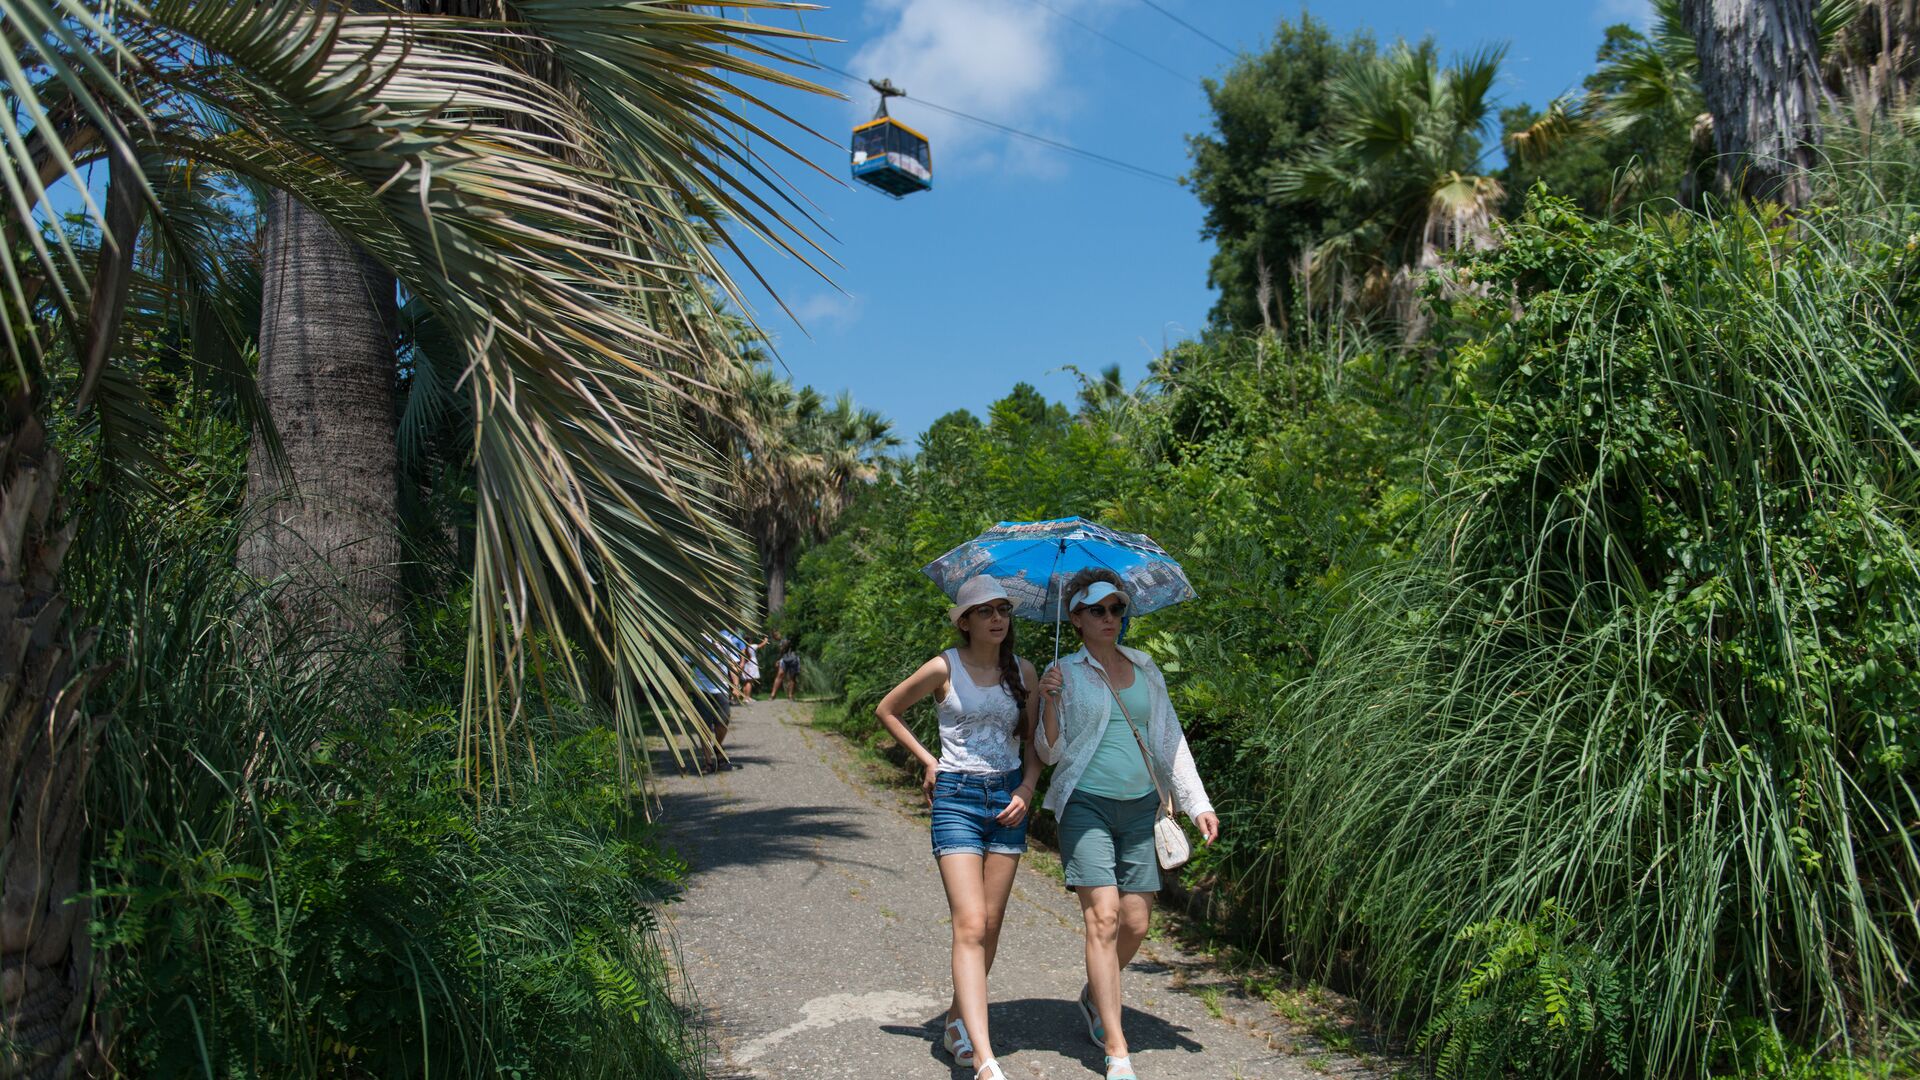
left=788, top=336, right=1424, bottom=886
left=69, top=499, right=704, bottom=1077
left=1418, top=902, right=1632, bottom=1080
left=1267, top=187, right=1920, bottom=1074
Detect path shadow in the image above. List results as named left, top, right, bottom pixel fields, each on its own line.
left=655, top=790, right=897, bottom=881
left=881, top=998, right=1206, bottom=1070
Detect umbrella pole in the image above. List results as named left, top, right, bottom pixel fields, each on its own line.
left=1051, top=539, right=1066, bottom=665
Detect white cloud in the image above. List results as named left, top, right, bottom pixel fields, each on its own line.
left=788, top=289, right=865, bottom=332
left=1594, top=0, right=1654, bottom=29
left=848, top=0, right=1118, bottom=176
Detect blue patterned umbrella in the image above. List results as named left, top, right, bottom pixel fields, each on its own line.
left=923, top=516, right=1196, bottom=657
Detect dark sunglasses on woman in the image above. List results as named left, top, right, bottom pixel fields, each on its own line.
left=1080, top=602, right=1127, bottom=619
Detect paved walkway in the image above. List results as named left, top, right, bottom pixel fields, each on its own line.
left=655, top=698, right=1392, bottom=1079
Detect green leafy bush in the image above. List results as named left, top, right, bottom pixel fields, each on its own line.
left=1419, top=903, right=1630, bottom=1079
left=1270, top=188, right=1920, bottom=1074
left=70, top=505, right=705, bottom=1078
left=788, top=337, right=1423, bottom=898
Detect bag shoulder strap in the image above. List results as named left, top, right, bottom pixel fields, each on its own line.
left=1093, top=665, right=1172, bottom=814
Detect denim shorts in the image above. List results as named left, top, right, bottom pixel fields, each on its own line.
left=929, top=769, right=1029, bottom=859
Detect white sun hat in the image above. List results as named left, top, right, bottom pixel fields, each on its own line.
left=948, top=575, right=1013, bottom=626
left=1071, top=580, right=1130, bottom=610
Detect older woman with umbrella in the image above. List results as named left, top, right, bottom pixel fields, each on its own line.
left=926, top=519, right=1220, bottom=1080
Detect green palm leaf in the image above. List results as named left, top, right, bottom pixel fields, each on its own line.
left=6, top=0, right=835, bottom=782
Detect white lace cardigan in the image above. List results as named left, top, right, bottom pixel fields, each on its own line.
left=1035, top=644, right=1214, bottom=820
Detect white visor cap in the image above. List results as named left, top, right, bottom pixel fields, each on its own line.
left=948, top=575, right=1014, bottom=626
left=1071, top=580, right=1130, bottom=611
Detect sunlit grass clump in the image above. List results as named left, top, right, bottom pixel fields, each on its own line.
left=1265, top=182, right=1920, bottom=1075
left=68, top=501, right=706, bottom=1078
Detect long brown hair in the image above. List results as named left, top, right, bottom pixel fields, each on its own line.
left=957, top=612, right=1031, bottom=741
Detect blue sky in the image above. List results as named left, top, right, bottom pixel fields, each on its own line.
left=725, top=0, right=1653, bottom=443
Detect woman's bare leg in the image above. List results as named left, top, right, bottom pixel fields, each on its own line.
left=938, top=854, right=998, bottom=1064
left=1115, top=891, right=1153, bottom=969
left=951, top=853, right=1020, bottom=1019
left=1078, top=885, right=1129, bottom=1058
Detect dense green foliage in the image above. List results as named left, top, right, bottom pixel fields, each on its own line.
left=1497, top=22, right=1701, bottom=219
left=1270, top=187, right=1920, bottom=1075
left=787, top=19, right=1920, bottom=1067
left=61, top=387, right=707, bottom=1076
left=1185, top=15, right=1375, bottom=331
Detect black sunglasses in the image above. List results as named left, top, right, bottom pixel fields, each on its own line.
left=1079, top=601, right=1128, bottom=619
left=969, top=602, right=1015, bottom=619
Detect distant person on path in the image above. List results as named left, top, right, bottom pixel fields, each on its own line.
left=692, top=635, right=734, bottom=772
left=1037, top=568, right=1219, bottom=1080
left=874, top=575, right=1040, bottom=1080
left=739, top=634, right=765, bottom=702
left=717, top=630, right=746, bottom=704
left=771, top=639, right=801, bottom=700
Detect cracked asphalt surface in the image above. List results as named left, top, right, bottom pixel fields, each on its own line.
left=655, top=698, right=1392, bottom=1079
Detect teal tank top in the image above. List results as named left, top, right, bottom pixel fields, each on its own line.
left=1073, top=676, right=1156, bottom=800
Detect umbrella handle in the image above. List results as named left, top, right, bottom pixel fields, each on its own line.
left=1051, top=539, right=1066, bottom=666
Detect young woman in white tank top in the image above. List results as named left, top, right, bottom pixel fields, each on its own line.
left=876, top=575, right=1040, bottom=1080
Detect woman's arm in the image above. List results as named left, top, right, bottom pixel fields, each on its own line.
left=1147, top=664, right=1221, bottom=843
left=875, top=655, right=950, bottom=803
left=1018, top=659, right=1043, bottom=792
left=998, top=658, right=1044, bottom=826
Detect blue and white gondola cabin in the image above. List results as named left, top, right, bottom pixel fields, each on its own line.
left=850, top=115, right=932, bottom=198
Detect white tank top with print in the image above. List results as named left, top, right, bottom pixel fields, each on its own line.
left=935, top=648, right=1024, bottom=775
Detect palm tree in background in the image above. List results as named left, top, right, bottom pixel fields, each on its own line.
left=1271, top=41, right=1507, bottom=313
left=1507, top=1, right=1712, bottom=208
left=736, top=371, right=899, bottom=616
left=1075, top=363, right=1130, bottom=416
left=1, top=0, right=828, bottom=1069
left=1509, top=0, right=1863, bottom=209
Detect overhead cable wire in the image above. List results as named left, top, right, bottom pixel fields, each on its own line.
left=1135, top=0, right=1237, bottom=57
left=763, top=44, right=1185, bottom=188
left=1022, top=0, right=1201, bottom=88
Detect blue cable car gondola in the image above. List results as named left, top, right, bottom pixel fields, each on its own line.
left=851, top=78, right=931, bottom=198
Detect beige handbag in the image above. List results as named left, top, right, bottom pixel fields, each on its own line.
left=1096, top=668, right=1191, bottom=872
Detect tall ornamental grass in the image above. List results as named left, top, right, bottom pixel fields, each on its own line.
left=1263, top=180, right=1920, bottom=1075
left=65, top=491, right=707, bottom=1077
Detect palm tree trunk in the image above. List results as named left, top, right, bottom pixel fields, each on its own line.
left=0, top=400, right=105, bottom=1079
left=1683, top=0, right=1824, bottom=206
left=763, top=542, right=790, bottom=617
left=240, top=191, right=402, bottom=640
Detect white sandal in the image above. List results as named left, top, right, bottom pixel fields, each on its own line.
left=976, top=1060, right=1007, bottom=1080
left=942, top=1016, right=976, bottom=1068
left=1078, top=982, right=1106, bottom=1047
left=1105, top=1055, right=1138, bottom=1079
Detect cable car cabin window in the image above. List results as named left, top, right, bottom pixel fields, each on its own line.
left=850, top=117, right=932, bottom=198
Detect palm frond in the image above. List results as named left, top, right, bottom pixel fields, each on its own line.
left=1507, top=97, right=1593, bottom=163
left=1594, top=40, right=1701, bottom=135
left=1814, top=0, right=1864, bottom=56
left=1446, top=43, right=1509, bottom=139
left=4, top=0, right=835, bottom=781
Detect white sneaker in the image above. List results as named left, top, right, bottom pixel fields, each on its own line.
left=942, top=1016, right=976, bottom=1068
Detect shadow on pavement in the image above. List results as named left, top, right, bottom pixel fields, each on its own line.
left=654, top=790, right=899, bottom=880
left=881, top=997, right=1206, bottom=1070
